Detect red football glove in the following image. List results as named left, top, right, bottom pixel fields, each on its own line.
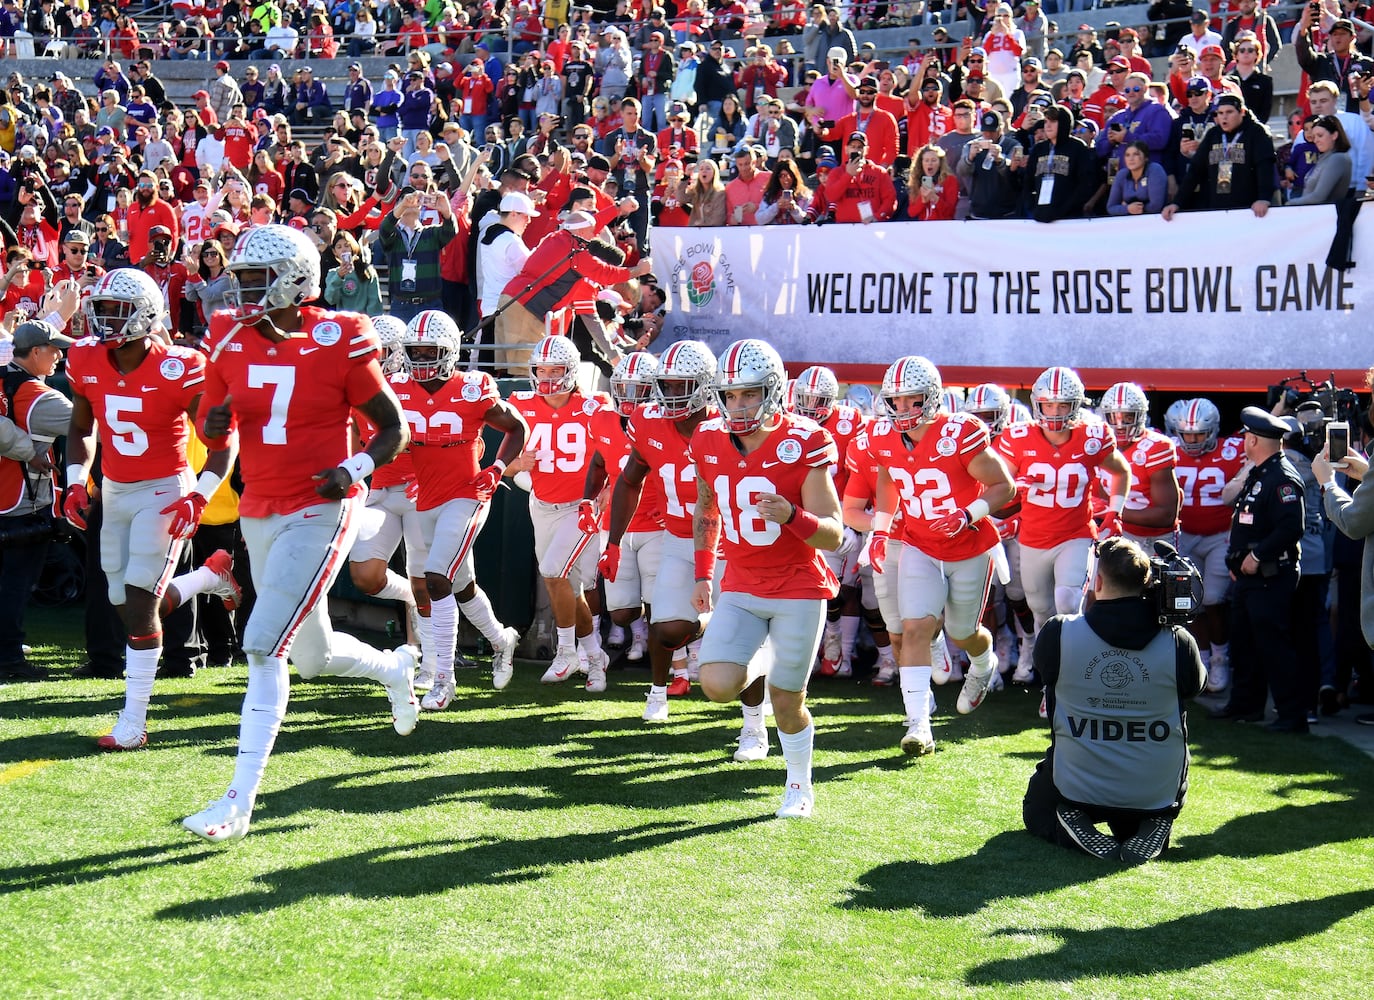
left=931, top=508, right=971, bottom=538
left=599, top=542, right=621, bottom=583
left=405, top=479, right=420, bottom=503
left=869, top=531, right=889, bottom=574
left=160, top=492, right=208, bottom=540
left=1098, top=510, right=1122, bottom=539
left=577, top=499, right=600, bottom=536
left=62, top=484, right=90, bottom=531
left=471, top=464, right=503, bottom=500
left=996, top=516, right=1020, bottom=542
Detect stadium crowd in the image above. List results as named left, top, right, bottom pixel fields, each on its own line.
left=0, top=0, right=1372, bottom=848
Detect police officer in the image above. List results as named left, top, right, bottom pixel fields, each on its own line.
left=1212, top=406, right=1307, bottom=732
left=1022, top=538, right=1207, bottom=863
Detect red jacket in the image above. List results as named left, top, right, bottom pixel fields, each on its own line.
left=127, top=197, right=180, bottom=262
left=824, top=108, right=901, bottom=167
left=506, top=230, right=636, bottom=316
left=823, top=162, right=897, bottom=224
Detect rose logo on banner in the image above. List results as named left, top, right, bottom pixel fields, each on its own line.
left=688, top=261, right=716, bottom=307
left=669, top=240, right=736, bottom=315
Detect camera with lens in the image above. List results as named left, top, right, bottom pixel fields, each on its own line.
left=1266, top=369, right=1361, bottom=424
left=0, top=511, right=70, bottom=550
left=621, top=316, right=645, bottom=334
left=1145, top=541, right=1203, bottom=627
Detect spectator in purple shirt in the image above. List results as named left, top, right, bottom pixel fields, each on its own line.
left=1095, top=72, right=1174, bottom=170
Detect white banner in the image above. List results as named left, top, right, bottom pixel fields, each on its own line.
left=650, top=207, right=1370, bottom=390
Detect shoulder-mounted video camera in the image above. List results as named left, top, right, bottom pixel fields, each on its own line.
left=1266, top=370, right=1361, bottom=425
left=1147, top=540, right=1203, bottom=627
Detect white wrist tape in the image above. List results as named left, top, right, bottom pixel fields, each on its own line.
left=966, top=498, right=990, bottom=523
left=193, top=470, right=223, bottom=499
left=1108, top=494, right=1126, bottom=515
left=340, top=452, right=376, bottom=485
left=66, top=464, right=87, bottom=489
left=872, top=510, right=893, bottom=534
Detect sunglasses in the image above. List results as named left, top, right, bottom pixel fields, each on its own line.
left=95, top=226, right=109, bottom=233
left=1122, top=85, right=1144, bottom=93
left=1108, top=68, right=1128, bottom=74
left=65, top=246, right=88, bottom=253
left=1186, top=87, right=1209, bottom=96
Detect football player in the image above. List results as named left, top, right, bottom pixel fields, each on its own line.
left=580, top=352, right=664, bottom=673
left=869, top=357, right=1016, bottom=755
left=347, top=314, right=426, bottom=661
left=183, top=225, right=418, bottom=844
left=605, top=341, right=723, bottom=724
left=692, top=339, right=842, bottom=819
left=1174, top=398, right=1245, bottom=691
left=995, top=366, right=1132, bottom=695
left=790, top=365, right=868, bottom=677
left=396, top=311, right=525, bottom=710
left=507, top=335, right=611, bottom=692
left=63, top=270, right=242, bottom=752
left=1098, top=382, right=1181, bottom=548
left=840, top=426, right=902, bottom=685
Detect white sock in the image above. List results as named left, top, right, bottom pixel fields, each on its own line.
left=122, top=644, right=160, bottom=729
left=577, top=630, right=602, bottom=656
left=430, top=594, right=457, bottom=682
left=320, top=632, right=404, bottom=685
left=839, top=615, right=861, bottom=658
left=877, top=645, right=896, bottom=668
left=557, top=625, right=575, bottom=650
left=671, top=662, right=688, bottom=679
left=373, top=570, right=414, bottom=605
left=631, top=618, right=648, bottom=643
left=590, top=613, right=601, bottom=638
left=900, top=665, right=933, bottom=724
left=672, top=647, right=687, bottom=666
left=458, top=589, right=504, bottom=645
left=968, top=643, right=994, bottom=675
left=1212, top=641, right=1228, bottom=661
left=741, top=702, right=764, bottom=732
left=417, top=612, right=435, bottom=671
left=169, top=565, right=218, bottom=601
left=228, top=653, right=290, bottom=804
left=777, top=723, right=814, bottom=789
left=649, top=683, right=667, bottom=697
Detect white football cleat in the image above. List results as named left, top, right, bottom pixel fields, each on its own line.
left=96, top=711, right=148, bottom=752
left=776, top=782, right=814, bottom=819
left=1014, top=636, right=1036, bottom=683
left=900, top=718, right=936, bottom=757
left=822, top=624, right=841, bottom=664
left=201, top=549, right=242, bottom=611
left=183, top=794, right=252, bottom=843
left=957, top=653, right=998, bottom=715
left=1205, top=656, right=1230, bottom=693
left=627, top=621, right=648, bottom=661
left=413, top=663, right=436, bottom=693
left=585, top=648, right=609, bottom=693
left=872, top=661, right=898, bottom=686
left=421, top=676, right=455, bottom=712
left=930, top=633, right=952, bottom=685
left=733, top=726, right=769, bottom=762
left=492, top=626, right=519, bottom=690
left=386, top=644, right=420, bottom=735
left=686, top=639, right=701, bottom=681
left=607, top=623, right=627, bottom=648
left=540, top=645, right=580, bottom=684
left=643, top=690, right=669, bottom=721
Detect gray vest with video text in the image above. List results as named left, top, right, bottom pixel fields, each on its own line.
left=1052, top=616, right=1187, bottom=811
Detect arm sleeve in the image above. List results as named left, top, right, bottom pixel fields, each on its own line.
left=1033, top=616, right=1064, bottom=688
left=1322, top=474, right=1374, bottom=538
left=1174, top=627, right=1207, bottom=699
left=26, top=390, right=75, bottom=440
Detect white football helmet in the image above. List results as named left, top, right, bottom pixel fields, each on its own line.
left=610, top=351, right=659, bottom=416
left=82, top=268, right=166, bottom=345
left=402, top=310, right=460, bottom=381
left=940, top=387, right=965, bottom=415
left=1009, top=399, right=1033, bottom=425
left=1176, top=398, right=1221, bottom=456
left=654, top=340, right=716, bottom=419
left=880, top=355, right=942, bottom=432
left=373, top=314, right=409, bottom=374
left=962, top=382, right=1012, bottom=434
left=1031, top=366, right=1086, bottom=432
left=1101, top=382, right=1150, bottom=443
left=529, top=334, right=580, bottom=395
left=716, top=339, right=786, bottom=435
left=1164, top=398, right=1192, bottom=438
left=224, top=224, right=321, bottom=314
left=792, top=365, right=840, bottom=422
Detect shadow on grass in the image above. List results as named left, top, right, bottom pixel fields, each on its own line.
left=155, top=814, right=771, bottom=920
left=964, top=888, right=1374, bottom=985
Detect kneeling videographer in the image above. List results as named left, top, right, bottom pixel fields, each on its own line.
left=1, top=321, right=76, bottom=681
left=1023, top=537, right=1207, bottom=863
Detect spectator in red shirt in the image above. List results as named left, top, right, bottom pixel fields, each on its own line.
left=725, top=146, right=769, bottom=225
left=126, top=171, right=180, bottom=263
left=905, top=78, right=954, bottom=154
left=824, top=77, right=900, bottom=167
left=737, top=44, right=789, bottom=114
left=824, top=132, right=897, bottom=223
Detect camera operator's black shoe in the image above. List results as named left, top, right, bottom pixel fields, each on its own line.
left=0, top=660, right=50, bottom=682
left=1207, top=704, right=1264, bottom=722
left=73, top=661, right=124, bottom=680
left=1119, top=816, right=1173, bottom=864
left=1056, top=806, right=1120, bottom=861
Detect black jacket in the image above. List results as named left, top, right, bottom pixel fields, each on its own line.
left=1173, top=115, right=1276, bottom=212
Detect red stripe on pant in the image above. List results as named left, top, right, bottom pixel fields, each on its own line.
left=271, top=501, right=357, bottom=659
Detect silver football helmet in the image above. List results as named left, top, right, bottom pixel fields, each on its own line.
left=1031, top=366, right=1086, bottom=432
left=402, top=310, right=460, bottom=381
left=224, top=223, right=321, bottom=314
left=610, top=351, right=659, bottom=416
left=654, top=340, right=717, bottom=419
left=791, top=365, right=840, bottom=422
left=82, top=268, right=166, bottom=345
left=1100, top=381, right=1150, bottom=443
left=716, top=339, right=786, bottom=435
left=880, top=355, right=942, bottom=432
left=962, top=383, right=1012, bottom=434
left=373, top=314, right=409, bottom=375
left=529, top=334, right=581, bottom=396
left=1176, top=398, right=1221, bottom=456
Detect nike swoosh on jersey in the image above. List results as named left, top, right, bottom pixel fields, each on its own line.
left=761, top=460, right=782, bottom=469
left=300, top=347, right=321, bottom=355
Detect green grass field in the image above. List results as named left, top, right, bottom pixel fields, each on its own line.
left=3, top=606, right=1373, bottom=1000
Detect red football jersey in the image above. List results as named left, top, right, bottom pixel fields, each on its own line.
left=509, top=389, right=600, bottom=504
left=868, top=412, right=1000, bottom=561
left=1095, top=428, right=1178, bottom=538
left=843, top=427, right=904, bottom=535
left=626, top=402, right=711, bottom=540
left=67, top=338, right=206, bottom=484
left=590, top=404, right=664, bottom=533
left=821, top=403, right=867, bottom=498
left=202, top=307, right=386, bottom=517
left=395, top=370, right=500, bottom=512
left=691, top=412, right=840, bottom=600
left=1177, top=434, right=1246, bottom=536
left=355, top=402, right=415, bottom=492
left=996, top=418, right=1119, bottom=549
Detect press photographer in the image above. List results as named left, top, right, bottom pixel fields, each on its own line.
left=1, top=320, right=75, bottom=682
left=1023, top=537, right=1207, bottom=864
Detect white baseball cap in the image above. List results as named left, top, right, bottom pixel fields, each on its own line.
left=499, top=191, right=541, bottom=216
